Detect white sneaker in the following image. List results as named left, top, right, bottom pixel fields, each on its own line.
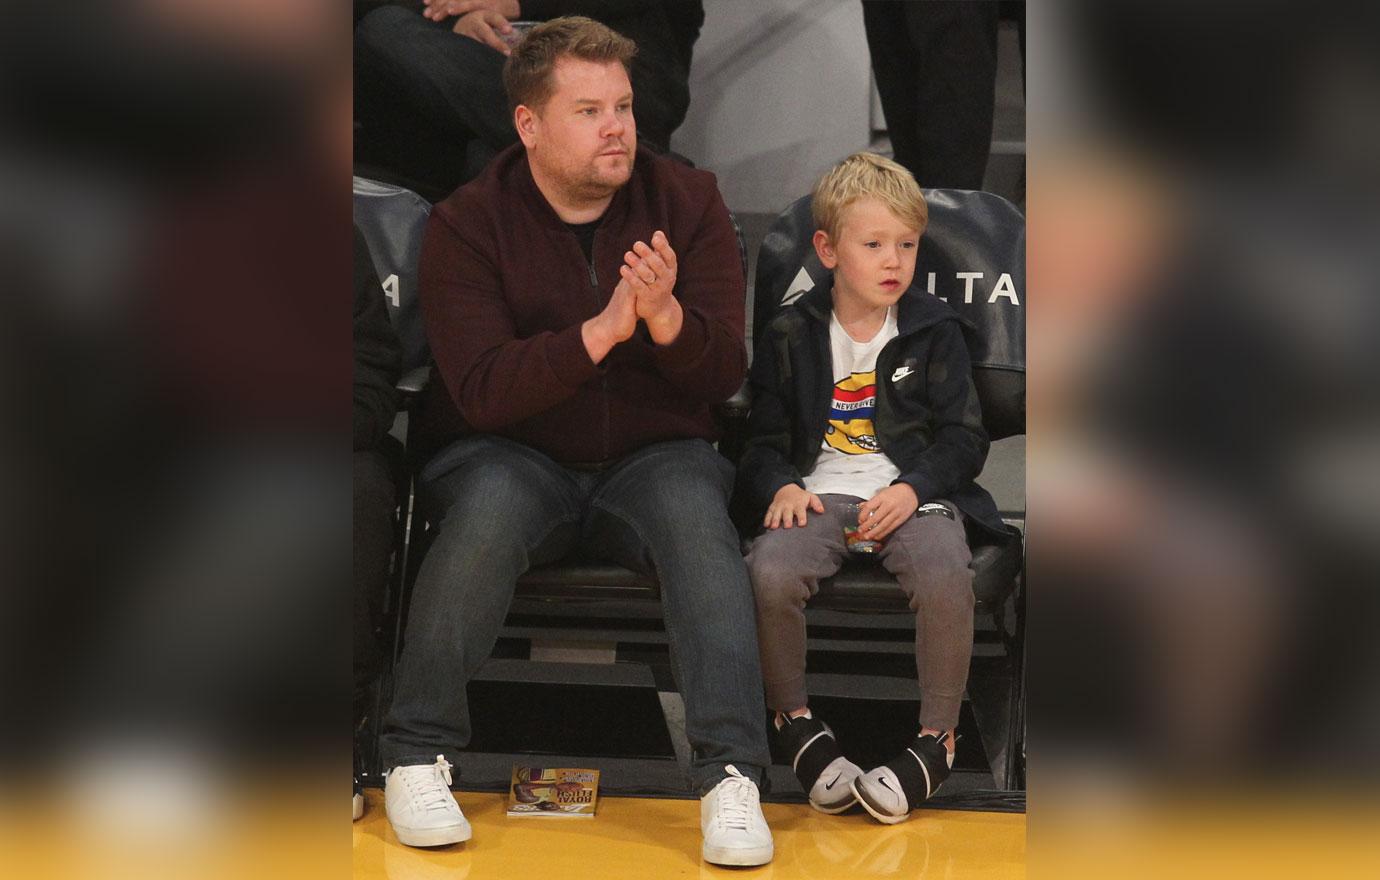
left=700, top=765, right=773, bottom=866
left=385, top=755, right=472, bottom=847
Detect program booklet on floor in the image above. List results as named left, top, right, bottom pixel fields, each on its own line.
left=507, top=766, right=601, bottom=818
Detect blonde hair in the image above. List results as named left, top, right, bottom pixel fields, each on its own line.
left=811, top=152, right=928, bottom=242
left=502, top=16, right=637, bottom=114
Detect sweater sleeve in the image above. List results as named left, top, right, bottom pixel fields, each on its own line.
left=650, top=182, right=748, bottom=403
left=353, top=225, right=402, bottom=451
left=419, top=202, right=599, bottom=431
left=736, top=327, right=805, bottom=517
left=893, top=321, right=990, bottom=502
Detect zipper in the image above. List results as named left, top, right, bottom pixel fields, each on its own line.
left=585, top=227, right=610, bottom=461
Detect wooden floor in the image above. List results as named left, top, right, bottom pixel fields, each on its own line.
left=353, top=788, right=1025, bottom=879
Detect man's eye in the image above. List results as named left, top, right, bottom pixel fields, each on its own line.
left=581, top=108, right=597, bottom=116
left=617, top=104, right=632, bottom=113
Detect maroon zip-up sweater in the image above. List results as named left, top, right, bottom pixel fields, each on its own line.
left=415, top=144, right=747, bottom=466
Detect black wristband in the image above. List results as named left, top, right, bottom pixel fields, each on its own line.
left=915, top=503, right=955, bottom=520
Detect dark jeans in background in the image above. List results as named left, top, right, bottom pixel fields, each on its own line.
left=862, top=0, right=1000, bottom=191
left=354, top=7, right=515, bottom=201
left=354, top=447, right=398, bottom=720
left=380, top=436, right=771, bottom=794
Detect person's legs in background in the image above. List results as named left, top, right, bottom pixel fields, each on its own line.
left=354, top=6, right=517, bottom=199
left=863, top=0, right=999, bottom=190
left=353, top=446, right=396, bottom=724
left=354, top=445, right=397, bottom=818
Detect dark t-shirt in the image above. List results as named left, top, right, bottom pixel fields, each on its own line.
left=567, top=218, right=602, bottom=264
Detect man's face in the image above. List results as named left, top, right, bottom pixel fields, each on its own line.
left=520, top=57, right=636, bottom=201
left=816, top=197, right=921, bottom=312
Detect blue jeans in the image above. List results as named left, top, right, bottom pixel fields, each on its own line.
left=380, top=436, right=770, bottom=794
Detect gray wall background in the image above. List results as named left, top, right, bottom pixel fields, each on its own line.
left=675, top=0, right=875, bottom=214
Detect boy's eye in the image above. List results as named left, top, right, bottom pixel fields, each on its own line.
left=864, top=241, right=880, bottom=248
left=901, top=240, right=917, bottom=249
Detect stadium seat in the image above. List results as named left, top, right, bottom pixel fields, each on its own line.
left=352, top=175, right=433, bottom=391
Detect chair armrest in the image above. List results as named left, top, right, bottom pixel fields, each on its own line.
left=396, top=365, right=432, bottom=400
left=714, top=380, right=752, bottom=464
left=715, top=380, right=752, bottom=422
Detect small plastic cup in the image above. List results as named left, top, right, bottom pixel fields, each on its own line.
left=843, top=502, right=884, bottom=554
left=500, top=20, right=538, bottom=50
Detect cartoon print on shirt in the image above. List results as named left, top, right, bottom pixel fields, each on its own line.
left=824, top=372, right=880, bottom=454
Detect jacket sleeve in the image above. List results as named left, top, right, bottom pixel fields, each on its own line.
left=353, top=225, right=402, bottom=451
left=649, top=183, right=748, bottom=403
left=420, top=202, right=600, bottom=431
left=893, top=321, right=990, bottom=502
left=736, top=327, right=805, bottom=517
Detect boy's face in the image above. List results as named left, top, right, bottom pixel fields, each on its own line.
left=813, top=197, right=921, bottom=312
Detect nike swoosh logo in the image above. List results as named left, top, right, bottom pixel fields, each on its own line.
left=877, top=776, right=895, bottom=793
left=824, top=774, right=842, bottom=791
left=891, top=366, right=914, bottom=382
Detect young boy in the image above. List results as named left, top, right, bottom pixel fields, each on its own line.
left=738, top=152, right=1009, bottom=823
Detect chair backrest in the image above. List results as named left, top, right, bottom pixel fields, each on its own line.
left=752, top=189, right=1025, bottom=439
left=352, top=176, right=433, bottom=373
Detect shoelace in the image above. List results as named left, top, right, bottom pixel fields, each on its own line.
left=716, top=774, right=756, bottom=831
left=408, top=755, right=456, bottom=813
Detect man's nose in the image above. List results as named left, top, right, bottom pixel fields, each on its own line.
left=601, top=111, right=625, bottom=138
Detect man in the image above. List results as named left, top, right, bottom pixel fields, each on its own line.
left=379, top=17, right=773, bottom=867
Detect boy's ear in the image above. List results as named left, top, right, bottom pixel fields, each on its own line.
left=812, top=230, right=837, bottom=269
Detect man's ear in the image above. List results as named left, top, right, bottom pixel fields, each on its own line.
left=812, top=230, right=837, bottom=269
left=514, top=104, right=537, bottom=148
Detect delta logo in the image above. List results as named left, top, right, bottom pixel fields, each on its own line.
left=825, top=372, right=880, bottom=455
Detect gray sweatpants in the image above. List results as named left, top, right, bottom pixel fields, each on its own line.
left=745, top=494, right=974, bottom=732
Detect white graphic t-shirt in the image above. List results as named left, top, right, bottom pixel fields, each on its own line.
left=802, top=307, right=902, bottom=499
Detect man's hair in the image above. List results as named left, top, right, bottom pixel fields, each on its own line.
left=502, top=16, right=637, bottom=114
left=811, top=152, right=928, bottom=242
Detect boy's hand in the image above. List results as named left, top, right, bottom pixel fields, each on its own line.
left=765, top=484, right=824, bottom=529
left=857, top=483, right=919, bottom=541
